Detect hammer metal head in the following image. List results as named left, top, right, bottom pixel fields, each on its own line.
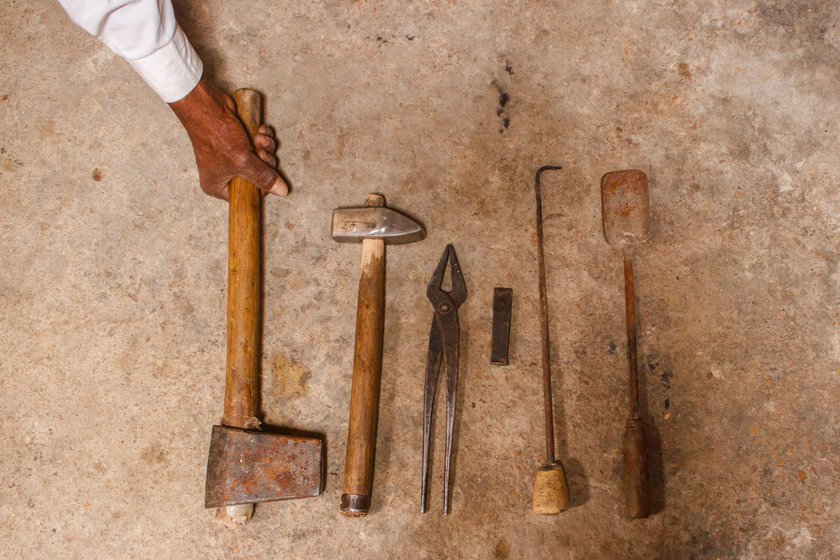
left=601, top=170, right=650, bottom=249
left=205, top=425, right=324, bottom=508
left=332, top=202, right=425, bottom=245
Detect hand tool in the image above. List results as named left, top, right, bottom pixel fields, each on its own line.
left=421, top=244, right=468, bottom=515
left=531, top=165, right=572, bottom=516
left=332, top=195, right=424, bottom=516
left=600, top=169, right=651, bottom=519
left=490, top=287, right=513, bottom=366
left=204, top=89, right=323, bottom=524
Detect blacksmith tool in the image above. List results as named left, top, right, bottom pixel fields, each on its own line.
left=531, top=165, right=572, bottom=515
left=204, top=89, right=323, bottom=526
left=601, top=169, right=651, bottom=519
left=332, top=194, right=425, bottom=516
left=490, top=287, right=513, bottom=366
left=421, top=244, right=468, bottom=515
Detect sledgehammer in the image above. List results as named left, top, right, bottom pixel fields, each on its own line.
left=204, top=89, right=323, bottom=525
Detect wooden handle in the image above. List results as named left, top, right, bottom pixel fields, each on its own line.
left=623, top=417, right=649, bottom=519
left=532, top=462, right=570, bottom=515
left=223, top=89, right=263, bottom=429
left=341, top=196, right=387, bottom=516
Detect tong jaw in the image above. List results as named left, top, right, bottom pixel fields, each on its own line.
left=426, top=244, right=468, bottom=310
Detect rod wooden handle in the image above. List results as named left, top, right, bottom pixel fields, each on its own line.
left=623, top=418, right=649, bottom=519
left=341, top=234, right=386, bottom=516
left=223, top=89, right=263, bottom=429
left=532, top=462, right=570, bottom=515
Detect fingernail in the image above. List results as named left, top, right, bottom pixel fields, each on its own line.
left=269, top=179, right=289, bottom=197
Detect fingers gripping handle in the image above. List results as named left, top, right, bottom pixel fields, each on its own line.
left=341, top=236, right=387, bottom=516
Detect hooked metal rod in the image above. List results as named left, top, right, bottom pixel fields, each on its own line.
left=534, top=165, right=562, bottom=466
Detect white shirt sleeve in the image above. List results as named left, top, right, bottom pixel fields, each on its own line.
left=57, top=0, right=203, bottom=103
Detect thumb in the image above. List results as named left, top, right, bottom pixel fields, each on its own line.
left=237, top=152, right=288, bottom=196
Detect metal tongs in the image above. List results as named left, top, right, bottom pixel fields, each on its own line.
left=421, top=244, right=468, bottom=514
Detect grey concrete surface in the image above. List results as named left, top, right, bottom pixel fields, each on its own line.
left=1, top=1, right=839, bottom=558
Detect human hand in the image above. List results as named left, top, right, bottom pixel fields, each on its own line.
left=169, top=79, right=287, bottom=201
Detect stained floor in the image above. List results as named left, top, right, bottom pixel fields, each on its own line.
left=1, top=1, right=839, bottom=558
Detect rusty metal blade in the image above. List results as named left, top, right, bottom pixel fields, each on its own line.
left=205, top=425, right=324, bottom=508
left=601, top=170, right=650, bottom=248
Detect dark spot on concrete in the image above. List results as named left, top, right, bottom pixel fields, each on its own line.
left=492, top=80, right=511, bottom=132
left=677, top=62, right=692, bottom=80
left=471, top=401, right=476, bottom=408
left=608, top=340, right=617, bottom=354
left=661, top=369, right=673, bottom=390
left=0, top=94, right=8, bottom=102
left=664, top=397, right=670, bottom=409
left=504, top=60, right=513, bottom=75
left=406, top=34, right=416, bottom=41
left=690, top=530, right=727, bottom=556
left=140, top=444, right=168, bottom=465
left=91, top=168, right=104, bottom=182
left=494, top=538, right=511, bottom=559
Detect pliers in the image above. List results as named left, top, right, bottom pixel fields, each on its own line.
left=421, top=244, right=468, bottom=514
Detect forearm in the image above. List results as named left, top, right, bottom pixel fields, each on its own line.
left=57, top=0, right=202, bottom=102
left=58, top=1, right=286, bottom=200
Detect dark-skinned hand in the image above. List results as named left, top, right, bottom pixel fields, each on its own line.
left=169, top=78, right=287, bottom=201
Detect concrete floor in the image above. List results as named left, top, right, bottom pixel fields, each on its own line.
left=1, top=1, right=838, bottom=558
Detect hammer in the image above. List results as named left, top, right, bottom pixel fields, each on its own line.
left=204, top=89, right=323, bottom=524
left=332, top=194, right=424, bottom=516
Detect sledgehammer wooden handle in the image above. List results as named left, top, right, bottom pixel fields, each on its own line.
left=341, top=196, right=387, bottom=516
left=223, top=89, right=263, bottom=429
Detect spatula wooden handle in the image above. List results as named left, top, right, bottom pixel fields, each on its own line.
left=223, top=89, right=263, bottom=429
left=623, top=418, right=648, bottom=519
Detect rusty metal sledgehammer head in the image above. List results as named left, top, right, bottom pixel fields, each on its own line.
left=331, top=194, right=425, bottom=244
left=205, top=425, right=324, bottom=508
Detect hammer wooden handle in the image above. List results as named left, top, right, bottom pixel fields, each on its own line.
left=223, top=89, right=263, bottom=429
left=341, top=199, right=387, bottom=516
